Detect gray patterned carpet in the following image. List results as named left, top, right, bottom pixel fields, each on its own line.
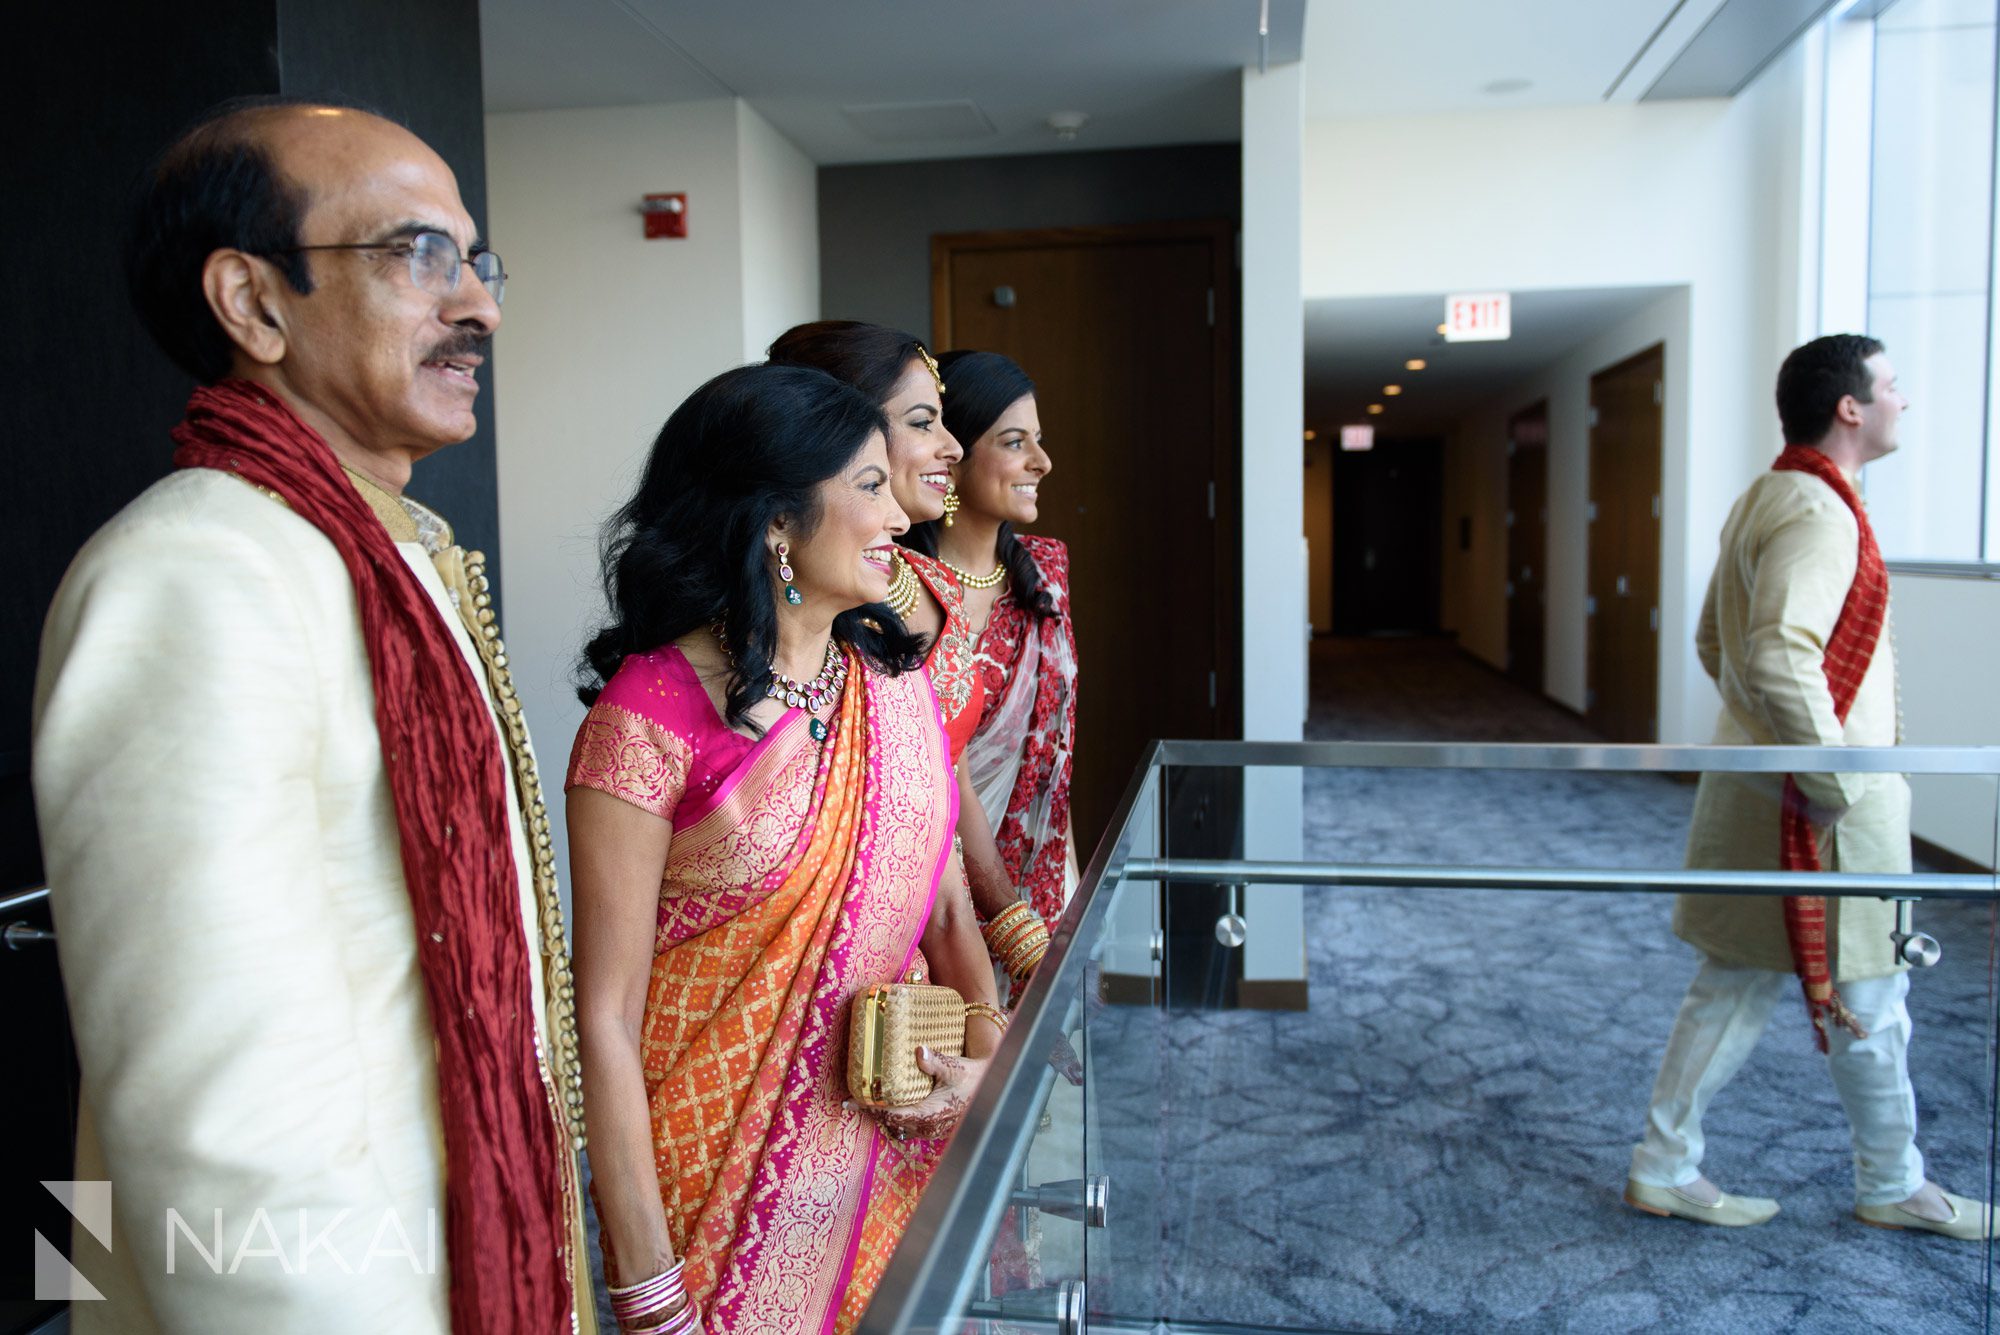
left=1085, top=637, right=1998, bottom=1334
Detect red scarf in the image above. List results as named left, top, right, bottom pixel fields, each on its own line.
left=1770, top=444, right=1889, bottom=1052
left=172, top=380, right=570, bottom=1332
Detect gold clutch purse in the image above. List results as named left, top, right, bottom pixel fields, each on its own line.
left=846, top=982, right=964, bottom=1109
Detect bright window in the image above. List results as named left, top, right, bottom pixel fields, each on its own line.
left=1819, top=0, right=2000, bottom=564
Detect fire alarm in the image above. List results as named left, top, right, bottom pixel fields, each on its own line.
left=641, top=193, right=687, bottom=240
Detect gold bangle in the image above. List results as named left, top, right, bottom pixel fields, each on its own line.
left=982, top=902, right=1037, bottom=953
left=1003, top=923, right=1049, bottom=979
left=1004, top=917, right=1048, bottom=953
left=983, top=901, right=1034, bottom=934
left=964, top=1000, right=1010, bottom=1034
left=988, top=921, right=1036, bottom=957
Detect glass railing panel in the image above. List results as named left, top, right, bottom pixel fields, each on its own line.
left=1136, top=745, right=1998, bottom=1334
left=860, top=743, right=2000, bottom=1335
left=859, top=756, right=1163, bottom=1335
left=1082, top=766, right=1164, bottom=1328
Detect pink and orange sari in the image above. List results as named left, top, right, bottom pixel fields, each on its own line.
left=566, top=644, right=957, bottom=1334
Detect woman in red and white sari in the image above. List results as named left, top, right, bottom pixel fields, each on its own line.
left=902, top=351, right=1078, bottom=928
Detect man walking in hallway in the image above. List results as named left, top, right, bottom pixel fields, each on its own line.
left=34, top=100, right=594, bottom=1329
left=1623, top=334, right=1990, bottom=1239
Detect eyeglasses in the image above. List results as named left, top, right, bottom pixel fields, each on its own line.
left=273, top=229, right=506, bottom=305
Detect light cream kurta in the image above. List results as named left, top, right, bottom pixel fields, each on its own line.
left=1676, top=466, right=1908, bottom=981
left=33, top=468, right=588, bottom=1333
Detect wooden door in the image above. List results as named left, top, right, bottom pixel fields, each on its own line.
left=1586, top=346, right=1664, bottom=741
left=933, top=222, right=1237, bottom=847
left=1330, top=439, right=1443, bottom=635
left=1505, top=401, right=1548, bottom=694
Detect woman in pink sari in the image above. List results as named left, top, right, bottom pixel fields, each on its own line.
left=567, top=365, right=1003, bottom=1335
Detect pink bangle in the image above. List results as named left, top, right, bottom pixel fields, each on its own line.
left=625, top=1300, right=700, bottom=1335
left=609, top=1260, right=686, bottom=1327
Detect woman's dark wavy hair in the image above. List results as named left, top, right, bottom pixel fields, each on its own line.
left=901, top=350, right=1056, bottom=619
left=766, top=320, right=929, bottom=403
left=576, top=363, right=924, bottom=722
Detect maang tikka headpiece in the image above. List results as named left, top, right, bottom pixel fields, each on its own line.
left=915, top=344, right=945, bottom=395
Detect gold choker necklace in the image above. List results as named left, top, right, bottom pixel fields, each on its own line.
left=884, top=553, right=921, bottom=619
left=940, top=555, right=1006, bottom=590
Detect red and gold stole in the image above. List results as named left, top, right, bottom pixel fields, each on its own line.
left=1770, top=444, right=1890, bottom=1051
left=172, top=379, right=571, bottom=1332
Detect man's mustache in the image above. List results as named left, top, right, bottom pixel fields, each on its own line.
left=425, top=331, right=493, bottom=363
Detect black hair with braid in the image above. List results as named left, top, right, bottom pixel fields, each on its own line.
left=576, top=363, right=924, bottom=722
left=901, top=350, right=1055, bottom=618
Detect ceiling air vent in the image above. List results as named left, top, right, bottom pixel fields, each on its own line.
left=841, top=99, right=997, bottom=144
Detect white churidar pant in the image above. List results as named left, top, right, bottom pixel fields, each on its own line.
left=1630, top=953, right=1924, bottom=1207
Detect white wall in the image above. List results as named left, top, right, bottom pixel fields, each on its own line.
left=1241, top=62, right=1308, bottom=985
left=486, top=99, right=817, bottom=890
left=1890, top=574, right=2000, bottom=864
left=1446, top=288, right=1690, bottom=707
left=1303, top=44, right=1811, bottom=742
left=735, top=101, right=820, bottom=363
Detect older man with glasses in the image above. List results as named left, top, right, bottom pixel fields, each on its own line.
left=33, top=98, right=594, bottom=1332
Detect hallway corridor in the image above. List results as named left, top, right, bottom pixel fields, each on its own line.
left=1120, top=638, right=1995, bottom=1333
left=1307, top=635, right=1602, bottom=743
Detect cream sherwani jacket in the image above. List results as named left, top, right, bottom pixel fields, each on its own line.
left=1676, top=466, right=1908, bottom=981
left=33, top=467, right=591, bottom=1333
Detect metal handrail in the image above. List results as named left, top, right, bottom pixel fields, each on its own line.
left=1155, top=739, right=2000, bottom=774
left=1, top=885, right=50, bottom=915
left=1128, top=858, right=1999, bottom=899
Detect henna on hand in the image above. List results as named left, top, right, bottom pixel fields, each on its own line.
left=879, top=1045, right=988, bottom=1141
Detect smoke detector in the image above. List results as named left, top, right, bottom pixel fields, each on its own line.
left=1047, top=111, right=1089, bottom=142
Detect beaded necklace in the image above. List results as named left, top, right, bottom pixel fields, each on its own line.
left=714, top=624, right=848, bottom=741
left=939, top=555, right=1007, bottom=590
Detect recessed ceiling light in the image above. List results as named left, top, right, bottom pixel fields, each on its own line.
left=1303, top=429, right=1317, bottom=441
left=1367, top=403, right=1385, bottom=415
left=1406, top=358, right=1427, bottom=371
left=1047, top=110, right=1089, bottom=142
left=1384, top=384, right=1403, bottom=396
left=1436, top=323, right=1449, bottom=336
left=1483, top=78, right=1533, bottom=96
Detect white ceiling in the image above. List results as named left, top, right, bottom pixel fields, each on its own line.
left=1305, top=287, right=1679, bottom=436
left=480, top=0, right=1305, bottom=164
left=1297, top=0, right=1728, bottom=119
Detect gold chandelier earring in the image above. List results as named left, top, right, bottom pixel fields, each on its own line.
left=941, top=479, right=961, bottom=528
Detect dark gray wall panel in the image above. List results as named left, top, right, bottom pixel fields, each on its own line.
left=817, top=143, right=1241, bottom=337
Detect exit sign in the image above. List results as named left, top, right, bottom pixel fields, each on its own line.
left=1445, top=292, right=1511, bottom=342
left=1340, top=425, right=1374, bottom=451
